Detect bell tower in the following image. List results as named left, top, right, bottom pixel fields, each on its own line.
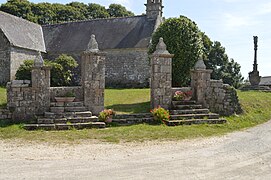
left=145, top=0, right=163, bottom=19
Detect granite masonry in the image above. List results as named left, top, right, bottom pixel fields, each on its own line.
left=191, top=59, right=242, bottom=116
left=151, top=37, right=174, bottom=109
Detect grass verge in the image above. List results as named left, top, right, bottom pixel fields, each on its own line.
left=0, top=87, right=7, bottom=108
left=0, top=89, right=271, bottom=143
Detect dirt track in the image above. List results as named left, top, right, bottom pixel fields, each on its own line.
left=1, top=121, right=271, bottom=180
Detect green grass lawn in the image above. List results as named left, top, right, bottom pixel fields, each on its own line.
left=1, top=87, right=271, bottom=143
left=105, top=88, right=150, bottom=114
left=0, top=87, right=7, bottom=108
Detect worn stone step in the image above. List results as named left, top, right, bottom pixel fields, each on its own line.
left=66, top=116, right=98, bottom=123
left=37, top=118, right=54, bottom=124
left=172, top=100, right=197, bottom=106
left=44, top=111, right=92, bottom=118
left=170, top=109, right=210, bottom=115
left=112, top=117, right=153, bottom=125
left=54, top=118, right=68, bottom=124
left=173, top=104, right=203, bottom=110
left=114, top=113, right=152, bottom=119
left=50, top=101, right=84, bottom=107
left=170, top=113, right=219, bottom=120
left=50, top=107, right=65, bottom=114
left=23, top=124, right=56, bottom=131
left=165, top=119, right=227, bottom=126
left=23, top=122, right=105, bottom=131
left=64, top=106, right=87, bottom=112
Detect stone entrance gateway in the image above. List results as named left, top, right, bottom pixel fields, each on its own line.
left=0, top=35, right=242, bottom=128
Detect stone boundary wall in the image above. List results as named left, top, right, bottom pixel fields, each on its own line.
left=206, top=80, right=242, bottom=116
left=50, top=87, right=83, bottom=102
left=7, top=80, right=39, bottom=120
left=0, top=109, right=12, bottom=120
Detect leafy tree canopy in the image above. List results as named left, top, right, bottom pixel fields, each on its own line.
left=15, top=54, right=78, bottom=87
left=0, top=0, right=135, bottom=25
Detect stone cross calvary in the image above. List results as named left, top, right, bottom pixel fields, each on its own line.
left=249, top=36, right=261, bottom=86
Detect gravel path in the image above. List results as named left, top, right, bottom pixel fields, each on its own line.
left=1, top=121, right=271, bottom=180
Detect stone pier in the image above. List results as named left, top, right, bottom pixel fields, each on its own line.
left=150, top=37, right=174, bottom=109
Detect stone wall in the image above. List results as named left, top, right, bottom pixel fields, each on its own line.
left=7, top=65, right=51, bottom=121
left=207, top=80, right=242, bottom=116
left=0, top=109, right=12, bottom=120
left=10, top=47, right=40, bottom=81
left=44, top=48, right=150, bottom=88
left=7, top=80, right=38, bottom=121
left=105, top=49, right=150, bottom=88
left=50, top=87, right=83, bottom=102
left=191, top=60, right=242, bottom=116
left=0, top=30, right=11, bottom=85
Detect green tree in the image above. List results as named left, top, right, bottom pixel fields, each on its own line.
left=0, top=0, right=37, bottom=22
left=87, top=3, right=109, bottom=19
left=15, top=54, right=78, bottom=87
left=31, top=3, right=56, bottom=24
left=107, top=4, right=134, bottom=17
left=204, top=40, right=243, bottom=88
left=0, top=1, right=135, bottom=24
left=149, top=16, right=203, bottom=87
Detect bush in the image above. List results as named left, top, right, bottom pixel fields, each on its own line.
left=15, top=60, right=33, bottom=81
left=150, top=106, right=170, bottom=124
left=15, top=54, right=78, bottom=87
left=98, top=109, right=116, bottom=122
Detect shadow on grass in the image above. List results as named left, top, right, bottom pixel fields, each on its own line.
left=106, top=101, right=150, bottom=114
left=0, top=118, right=34, bottom=128
left=0, top=103, right=7, bottom=108
left=0, top=119, right=21, bottom=128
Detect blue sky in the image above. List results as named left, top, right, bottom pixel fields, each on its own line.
left=1, top=0, right=271, bottom=78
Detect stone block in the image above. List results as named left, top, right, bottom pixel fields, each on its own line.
left=161, top=66, right=170, bottom=73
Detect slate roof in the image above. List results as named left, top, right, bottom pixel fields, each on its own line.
left=0, top=11, right=46, bottom=52
left=260, top=76, right=271, bottom=86
left=42, top=15, right=157, bottom=52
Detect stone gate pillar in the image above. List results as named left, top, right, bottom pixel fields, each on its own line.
left=191, top=59, right=212, bottom=108
left=81, top=34, right=105, bottom=115
left=151, top=37, right=174, bottom=109
left=31, top=52, right=51, bottom=115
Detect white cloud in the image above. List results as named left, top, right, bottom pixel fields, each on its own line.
left=258, top=2, right=271, bottom=15
left=223, top=13, right=257, bottom=30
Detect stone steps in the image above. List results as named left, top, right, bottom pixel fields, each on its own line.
left=24, top=101, right=104, bottom=131
left=23, top=122, right=106, bottom=131
left=170, top=113, right=219, bottom=120
left=164, top=119, right=227, bottom=126
left=168, top=100, right=227, bottom=126
left=44, top=111, right=92, bottom=118
left=50, top=106, right=87, bottom=114
left=173, top=104, right=203, bottom=110
left=170, top=109, right=210, bottom=115
left=37, top=116, right=98, bottom=124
